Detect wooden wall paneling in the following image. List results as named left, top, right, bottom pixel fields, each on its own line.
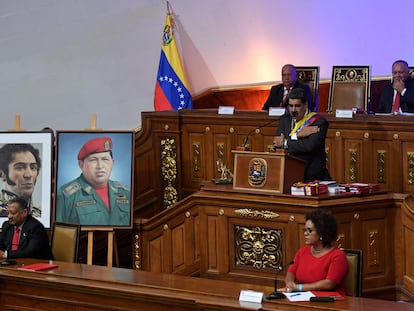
left=355, top=207, right=395, bottom=296
left=192, top=79, right=390, bottom=113
left=336, top=214, right=354, bottom=249
left=135, top=112, right=182, bottom=217
left=401, top=196, right=414, bottom=295
left=205, top=212, right=220, bottom=274
left=402, top=142, right=414, bottom=194
left=212, top=132, right=233, bottom=181
left=148, top=233, right=164, bottom=273
left=371, top=138, right=399, bottom=192
left=228, top=213, right=289, bottom=279
left=343, top=137, right=364, bottom=183
left=326, top=129, right=344, bottom=183
left=169, top=205, right=200, bottom=274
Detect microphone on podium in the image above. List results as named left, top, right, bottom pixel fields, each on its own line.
left=266, top=260, right=294, bottom=300
left=240, top=119, right=278, bottom=150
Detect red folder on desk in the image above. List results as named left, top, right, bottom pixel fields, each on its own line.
left=311, top=291, right=345, bottom=300
left=17, top=263, right=58, bottom=271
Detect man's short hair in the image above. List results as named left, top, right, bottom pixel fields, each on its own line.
left=7, top=197, right=28, bottom=211
left=289, top=88, right=307, bottom=104
left=0, top=144, right=42, bottom=178
left=393, top=59, right=409, bottom=68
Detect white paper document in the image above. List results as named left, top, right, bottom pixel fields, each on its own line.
left=284, top=291, right=315, bottom=302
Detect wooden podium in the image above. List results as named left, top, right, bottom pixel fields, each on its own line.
left=232, top=150, right=306, bottom=195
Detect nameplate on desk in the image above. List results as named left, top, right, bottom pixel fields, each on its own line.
left=218, top=106, right=235, bottom=115
left=269, top=107, right=286, bottom=116
left=335, top=109, right=353, bottom=118
left=239, top=289, right=264, bottom=303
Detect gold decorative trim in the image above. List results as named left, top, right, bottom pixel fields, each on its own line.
left=377, top=150, right=386, bottom=184
left=193, top=142, right=200, bottom=172
left=216, top=142, right=225, bottom=176
left=368, top=230, right=379, bottom=266
left=408, top=152, right=414, bottom=185
left=235, top=225, right=283, bottom=269
left=134, top=233, right=140, bottom=270
left=333, top=67, right=369, bottom=82
left=349, top=148, right=358, bottom=182
left=235, top=208, right=279, bottom=219
left=160, top=138, right=178, bottom=208
left=325, top=146, right=330, bottom=169
left=336, top=233, right=345, bottom=249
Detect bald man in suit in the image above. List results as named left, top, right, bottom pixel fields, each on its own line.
left=378, top=60, right=414, bottom=113
left=0, top=197, right=52, bottom=260
left=262, top=64, right=313, bottom=111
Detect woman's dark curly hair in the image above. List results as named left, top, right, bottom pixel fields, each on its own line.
left=305, top=209, right=338, bottom=247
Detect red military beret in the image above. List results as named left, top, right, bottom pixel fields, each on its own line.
left=77, top=137, right=113, bottom=160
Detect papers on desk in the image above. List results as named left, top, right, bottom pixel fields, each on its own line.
left=284, top=291, right=344, bottom=302
left=284, top=291, right=315, bottom=301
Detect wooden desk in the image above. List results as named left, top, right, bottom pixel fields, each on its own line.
left=138, top=185, right=399, bottom=297
left=0, top=259, right=413, bottom=311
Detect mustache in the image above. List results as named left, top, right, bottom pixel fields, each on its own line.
left=290, top=111, right=298, bottom=117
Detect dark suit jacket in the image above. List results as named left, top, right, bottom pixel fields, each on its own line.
left=277, top=113, right=331, bottom=182
left=378, top=76, right=414, bottom=113
left=262, top=81, right=313, bottom=111
left=0, top=215, right=52, bottom=260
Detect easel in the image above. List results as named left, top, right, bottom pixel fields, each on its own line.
left=9, top=115, right=25, bottom=132
left=82, top=114, right=118, bottom=267
left=83, top=227, right=119, bottom=267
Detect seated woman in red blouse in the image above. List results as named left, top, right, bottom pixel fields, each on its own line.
left=280, top=209, right=349, bottom=295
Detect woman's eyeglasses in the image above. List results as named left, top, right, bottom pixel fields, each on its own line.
left=303, top=228, right=316, bottom=235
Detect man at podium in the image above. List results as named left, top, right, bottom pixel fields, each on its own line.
left=273, top=88, right=331, bottom=182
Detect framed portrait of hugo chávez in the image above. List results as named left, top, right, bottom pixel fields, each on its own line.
left=0, top=132, right=53, bottom=228
left=55, top=131, right=134, bottom=229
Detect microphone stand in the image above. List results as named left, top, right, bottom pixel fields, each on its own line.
left=240, top=119, right=278, bottom=150
left=266, top=260, right=294, bottom=300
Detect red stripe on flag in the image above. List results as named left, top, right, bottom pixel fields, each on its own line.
left=154, top=81, right=173, bottom=111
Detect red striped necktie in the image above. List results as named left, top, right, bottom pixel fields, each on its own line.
left=281, top=87, right=291, bottom=107
left=392, top=92, right=401, bottom=113
left=12, top=227, right=20, bottom=251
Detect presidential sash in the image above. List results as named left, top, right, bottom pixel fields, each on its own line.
left=289, top=112, right=321, bottom=137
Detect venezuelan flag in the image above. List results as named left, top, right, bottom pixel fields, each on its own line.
left=154, top=13, right=192, bottom=111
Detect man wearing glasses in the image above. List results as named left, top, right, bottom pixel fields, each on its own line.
left=0, top=197, right=51, bottom=260
left=273, top=88, right=331, bottom=182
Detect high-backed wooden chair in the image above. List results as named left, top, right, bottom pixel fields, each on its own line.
left=50, top=222, right=80, bottom=263
left=409, top=66, right=414, bottom=79
left=327, top=66, right=370, bottom=112
left=296, top=66, right=319, bottom=111
left=342, top=248, right=363, bottom=297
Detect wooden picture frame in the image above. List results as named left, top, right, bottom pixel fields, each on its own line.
left=55, top=131, right=134, bottom=229
left=0, top=131, right=53, bottom=228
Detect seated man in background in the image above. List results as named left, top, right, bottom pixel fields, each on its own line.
left=262, top=64, right=313, bottom=111
left=273, top=88, right=331, bottom=182
left=0, top=197, right=52, bottom=260
left=378, top=59, right=414, bottom=113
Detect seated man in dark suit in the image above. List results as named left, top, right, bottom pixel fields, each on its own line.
left=262, top=64, right=313, bottom=111
left=378, top=59, right=414, bottom=113
left=0, top=197, right=52, bottom=260
left=273, top=88, right=331, bottom=182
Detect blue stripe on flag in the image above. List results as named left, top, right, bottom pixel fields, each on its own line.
left=156, top=50, right=192, bottom=110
